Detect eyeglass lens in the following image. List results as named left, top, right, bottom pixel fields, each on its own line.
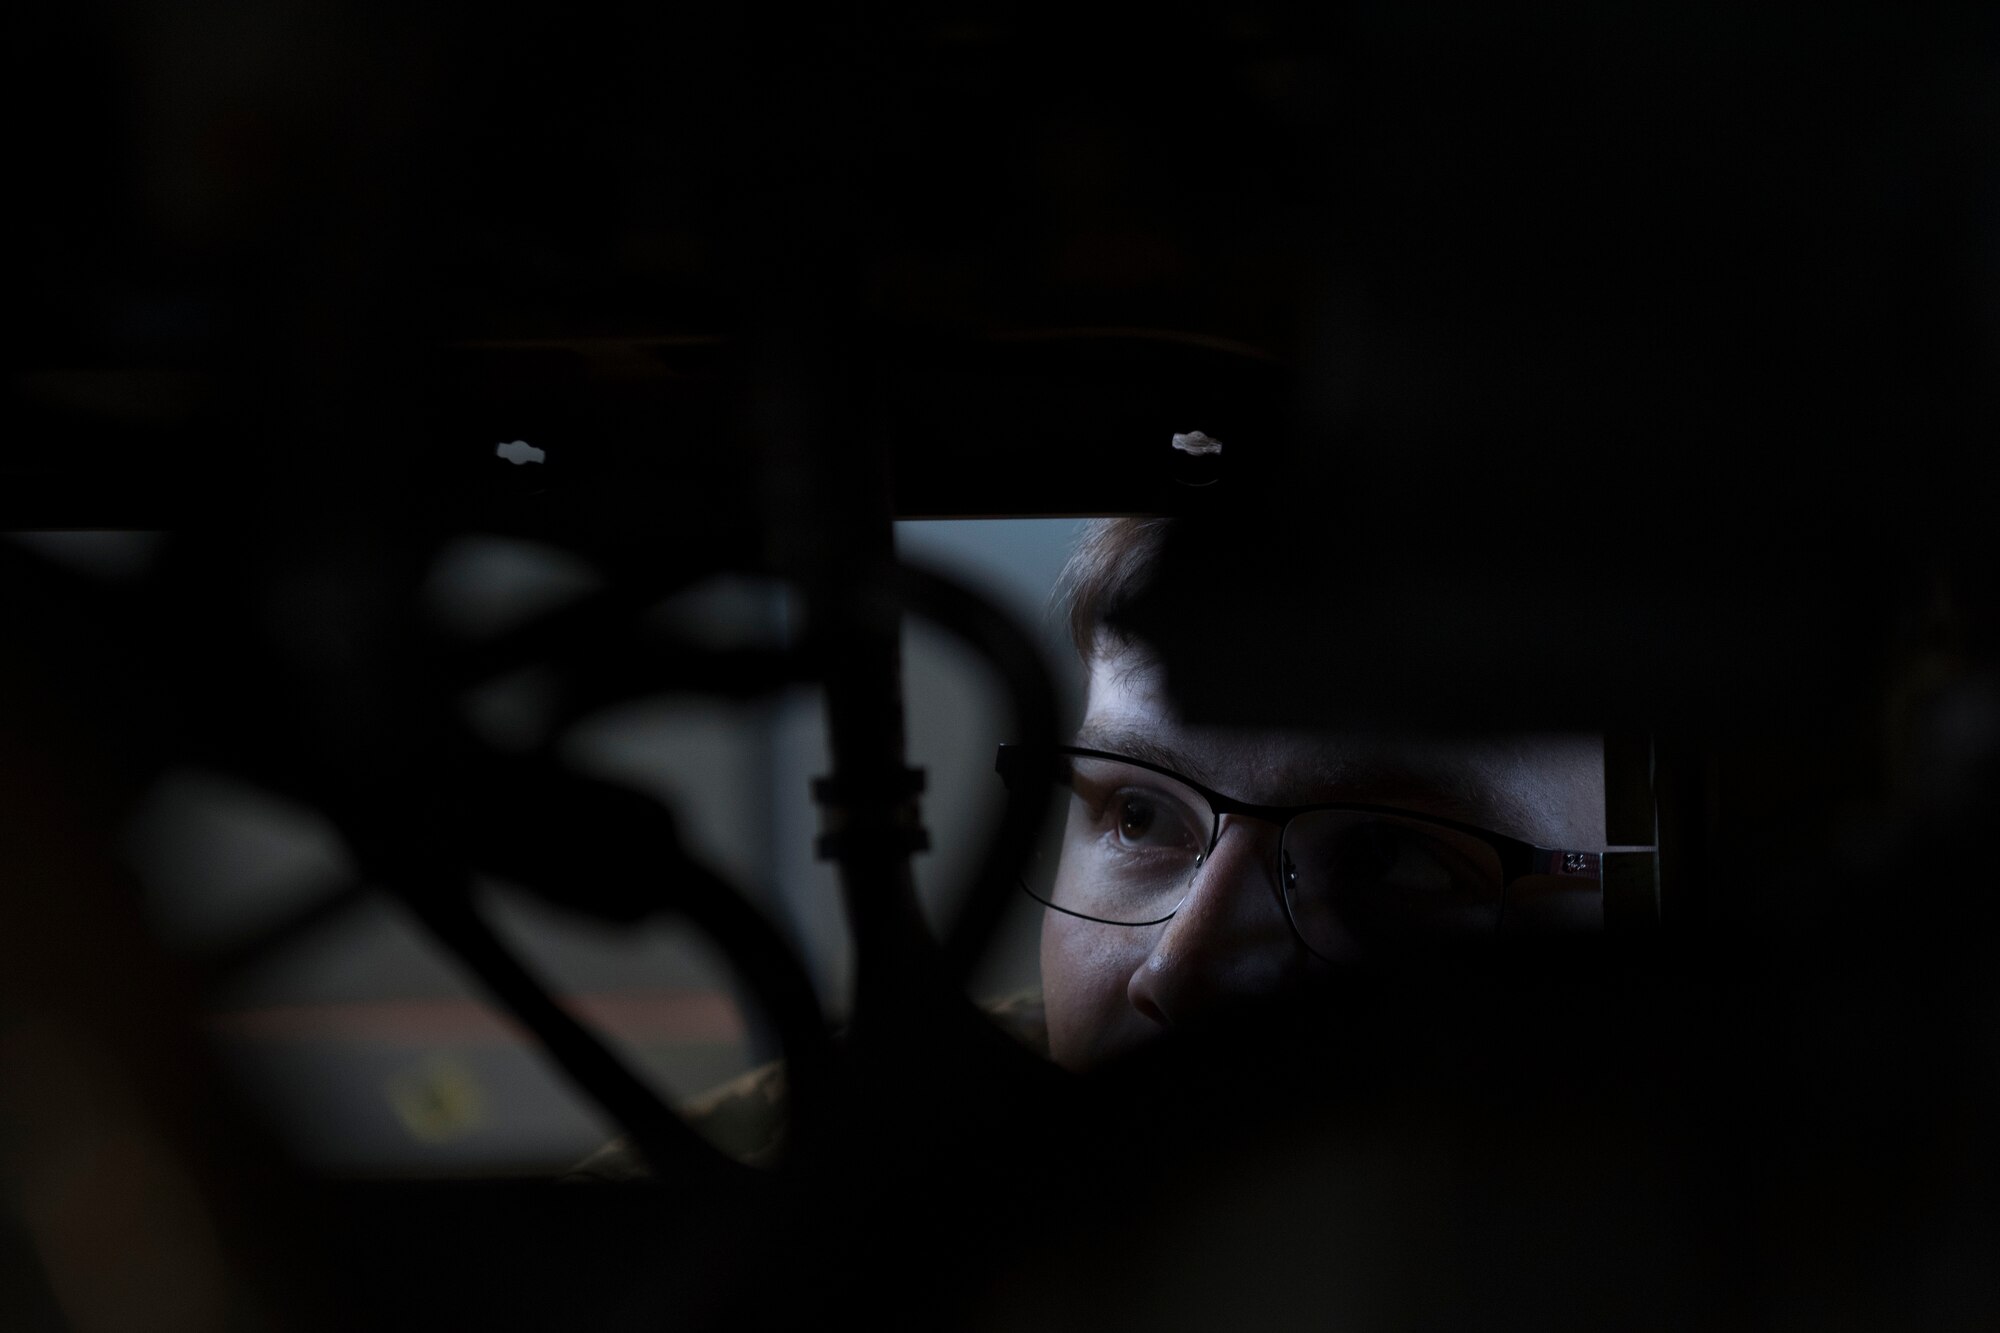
left=1038, top=755, right=1509, bottom=956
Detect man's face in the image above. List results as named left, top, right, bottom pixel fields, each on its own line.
left=1040, top=648, right=1608, bottom=1070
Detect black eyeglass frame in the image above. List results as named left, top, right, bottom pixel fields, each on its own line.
left=995, top=742, right=1602, bottom=961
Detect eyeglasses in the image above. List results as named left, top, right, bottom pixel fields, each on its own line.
left=995, top=744, right=1602, bottom=963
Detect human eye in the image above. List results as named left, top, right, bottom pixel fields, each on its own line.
left=1363, top=825, right=1494, bottom=899
left=1103, top=786, right=1198, bottom=851
left=1295, top=813, right=1504, bottom=925
left=1332, top=824, right=1454, bottom=890
left=1066, top=764, right=1205, bottom=860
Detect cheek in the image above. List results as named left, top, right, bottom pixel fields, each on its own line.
left=1040, top=911, right=1150, bottom=1063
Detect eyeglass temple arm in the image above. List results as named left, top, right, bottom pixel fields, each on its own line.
left=1529, top=848, right=1602, bottom=880
left=1500, top=849, right=1605, bottom=931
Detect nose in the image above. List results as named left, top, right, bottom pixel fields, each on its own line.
left=1125, top=816, right=1309, bottom=1031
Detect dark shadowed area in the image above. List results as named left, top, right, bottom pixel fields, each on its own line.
left=4, top=3, right=1996, bottom=1330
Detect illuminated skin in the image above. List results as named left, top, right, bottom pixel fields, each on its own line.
left=1040, top=647, right=1608, bottom=1070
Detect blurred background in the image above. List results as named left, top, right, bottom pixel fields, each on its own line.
left=9, top=520, right=1085, bottom=1177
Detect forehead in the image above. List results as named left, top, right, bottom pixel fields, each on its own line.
left=1079, top=653, right=1605, bottom=847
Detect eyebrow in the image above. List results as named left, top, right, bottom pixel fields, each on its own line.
left=1070, top=720, right=1544, bottom=839
left=1071, top=722, right=1221, bottom=787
